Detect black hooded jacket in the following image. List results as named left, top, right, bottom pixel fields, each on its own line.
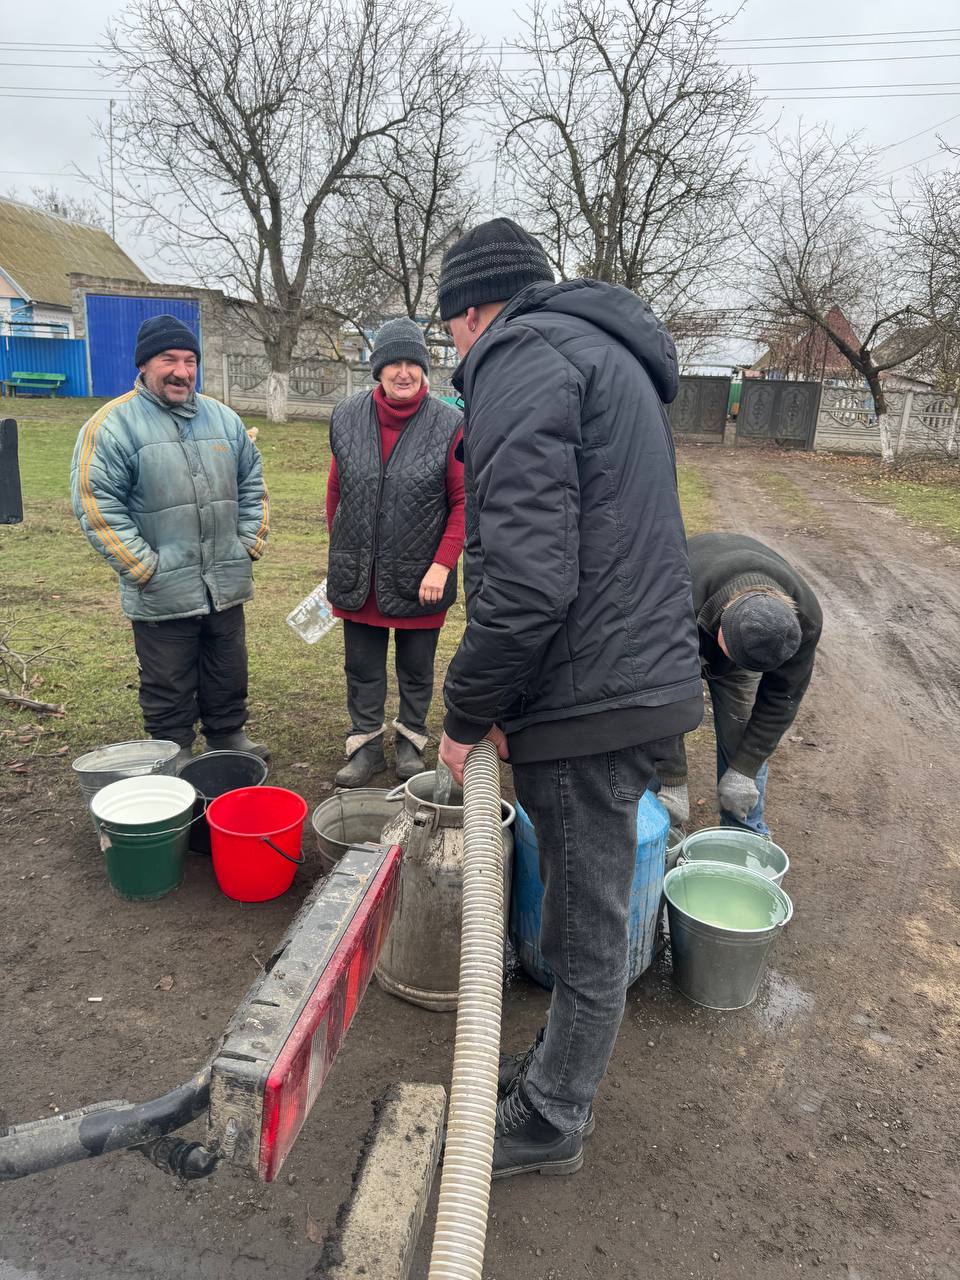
left=442, top=279, right=704, bottom=763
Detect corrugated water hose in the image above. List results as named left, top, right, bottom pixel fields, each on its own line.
left=428, top=739, right=505, bottom=1280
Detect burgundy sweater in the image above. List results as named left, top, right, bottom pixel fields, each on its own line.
left=325, top=383, right=465, bottom=629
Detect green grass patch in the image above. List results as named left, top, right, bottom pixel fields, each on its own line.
left=1, top=397, right=710, bottom=778
left=677, top=462, right=715, bottom=536
left=870, top=478, right=960, bottom=543
left=753, top=470, right=821, bottom=523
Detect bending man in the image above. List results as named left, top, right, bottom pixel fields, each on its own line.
left=657, top=532, right=823, bottom=834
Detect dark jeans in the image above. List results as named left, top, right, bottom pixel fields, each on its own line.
left=655, top=665, right=769, bottom=835
left=342, top=621, right=440, bottom=736
left=703, top=663, right=769, bottom=835
left=131, top=604, right=248, bottom=747
left=511, top=743, right=661, bottom=1133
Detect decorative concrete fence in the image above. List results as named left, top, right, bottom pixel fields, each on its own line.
left=815, top=386, right=959, bottom=458
left=225, top=354, right=459, bottom=418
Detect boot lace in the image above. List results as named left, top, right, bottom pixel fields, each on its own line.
left=497, top=1082, right=535, bottom=1135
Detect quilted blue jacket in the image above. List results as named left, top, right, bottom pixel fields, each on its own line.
left=70, top=379, right=268, bottom=621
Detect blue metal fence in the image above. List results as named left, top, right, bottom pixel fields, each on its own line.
left=85, top=295, right=202, bottom=398
left=0, top=335, right=89, bottom=396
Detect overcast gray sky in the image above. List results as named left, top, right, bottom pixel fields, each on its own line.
left=2, top=0, right=958, bottom=279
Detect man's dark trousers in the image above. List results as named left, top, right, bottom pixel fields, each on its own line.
left=131, top=603, right=249, bottom=747
left=511, top=741, right=669, bottom=1134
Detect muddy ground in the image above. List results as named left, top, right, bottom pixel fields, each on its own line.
left=1, top=446, right=958, bottom=1280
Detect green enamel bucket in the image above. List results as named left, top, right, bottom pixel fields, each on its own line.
left=91, top=775, right=197, bottom=901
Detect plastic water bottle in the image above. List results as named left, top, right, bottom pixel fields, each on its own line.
left=286, top=578, right=340, bottom=644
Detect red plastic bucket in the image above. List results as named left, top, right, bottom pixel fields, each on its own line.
left=207, top=786, right=308, bottom=902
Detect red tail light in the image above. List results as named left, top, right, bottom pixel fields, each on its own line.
left=208, top=843, right=401, bottom=1181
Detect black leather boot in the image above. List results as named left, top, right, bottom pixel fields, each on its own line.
left=498, top=1028, right=594, bottom=1135
left=335, top=738, right=387, bottom=788
left=492, top=1082, right=584, bottom=1180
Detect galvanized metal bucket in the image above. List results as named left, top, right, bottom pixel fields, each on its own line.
left=666, top=825, right=686, bottom=873
left=664, top=862, right=793, bottom=1010
left=72, top=740, right=181, bottom=828
left=376, top=770, right=515, bottom=1011
left=310, top=787, right=403, bottom=875
left=679, top=827, right=789, bottom=885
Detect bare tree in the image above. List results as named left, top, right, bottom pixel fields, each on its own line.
left=332, top=69, right=481, bottom=346
left=894, top=158, right=960, bottom=396
left=6, top=185, right=106, bottom=230
left=493, top=0, right=757, bottom=323
left=20, top=185, right=108, bottom=230
left=103, top=0, right=471, bottom=422
left=741, top=124, right=933, bottom=464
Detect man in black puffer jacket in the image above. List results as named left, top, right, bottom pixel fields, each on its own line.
left=437, top=219, right=703, bottom=1179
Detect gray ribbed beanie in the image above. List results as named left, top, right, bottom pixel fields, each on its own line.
left=437, top=218, right=554, bottom=321
left=721, top=592, right=802, bottom=672
left=370, top=317, right=430, bottom=381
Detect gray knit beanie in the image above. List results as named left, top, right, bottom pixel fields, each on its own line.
left=370, top=317, right=430, bottom=381
left=437, top=218, right=554, bottom=321
left=721, top=592, right=802, bottom=672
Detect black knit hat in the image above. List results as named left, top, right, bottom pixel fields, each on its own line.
left=134, top=314, right=201, bottom=367
left=721, top=592, right=802, bottom=672
left=437, top=218, right=554, bottom=321
left=370, top=317, right=430, bottom=381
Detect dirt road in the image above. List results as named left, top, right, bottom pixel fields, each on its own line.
left=2, top=447, right=958, bottom=1280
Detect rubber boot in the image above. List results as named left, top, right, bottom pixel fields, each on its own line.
left=203, top=730, right=270, bottom=762
left=395, top=735, right=425, bottom=782
left=153, top=735, right=194, bottom=773
left=335, top=738, right=387, bottom=788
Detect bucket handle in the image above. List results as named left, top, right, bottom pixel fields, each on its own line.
left=262, top=837, right=306, bottom=866
left=98, top=800, right=209, bottom=841
left=384, top=784, right=407, bottom=802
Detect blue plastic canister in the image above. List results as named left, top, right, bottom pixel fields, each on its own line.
left=509, top=790, right=669, bottom=989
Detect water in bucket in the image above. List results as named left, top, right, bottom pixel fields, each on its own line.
left=680, top=827, right=789, bottom=885
left=663, top=862, right=793, bottom=1010
left=668, top=873, right=786, bottom=931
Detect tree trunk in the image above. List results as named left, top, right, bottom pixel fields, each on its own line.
left=266, top=370, right=289, bottom=424
left=865, top=367, right=894, bottom=465
left=875, top=412, right=895, bottom=465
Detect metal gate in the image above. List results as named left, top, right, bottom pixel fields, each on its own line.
left=84, top=295, right=202, bottom=398
left=667, top=375, right=730, bottom=439
left=736, top=380, right=820, bottom=448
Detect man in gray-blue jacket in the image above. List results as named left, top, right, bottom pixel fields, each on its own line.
left=70, top=315, right=269, bottom=767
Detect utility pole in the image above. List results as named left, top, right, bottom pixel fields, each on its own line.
left=491, top=144, right=501, bottom=218
left=109, top=98, right=116, bottom=240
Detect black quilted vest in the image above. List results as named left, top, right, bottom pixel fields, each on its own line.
left=328, top=390, right=462, bottom=617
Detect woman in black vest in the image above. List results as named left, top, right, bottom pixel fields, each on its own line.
left=325, top=318, right=465, bottom=786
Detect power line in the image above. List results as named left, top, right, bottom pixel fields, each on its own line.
left=880, top=150, right=945, bottom=176
left=715, top=25, right=960, bottom=43
left=880, top=111, right=960, bottom=150
left=758, top=80, right=960, bottom=90
left=729, top=52, right=960, bottom=67
left=0, top=62, right=117, bottom=70
left=766, top=90, right=960, bottom=100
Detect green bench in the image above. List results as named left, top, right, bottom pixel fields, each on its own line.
left=1, top=371, right=67, bottom=397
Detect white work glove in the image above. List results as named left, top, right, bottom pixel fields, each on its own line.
left=658, top=783, right=689, bottom=825
left=717, top=768, right=760, bottom=823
